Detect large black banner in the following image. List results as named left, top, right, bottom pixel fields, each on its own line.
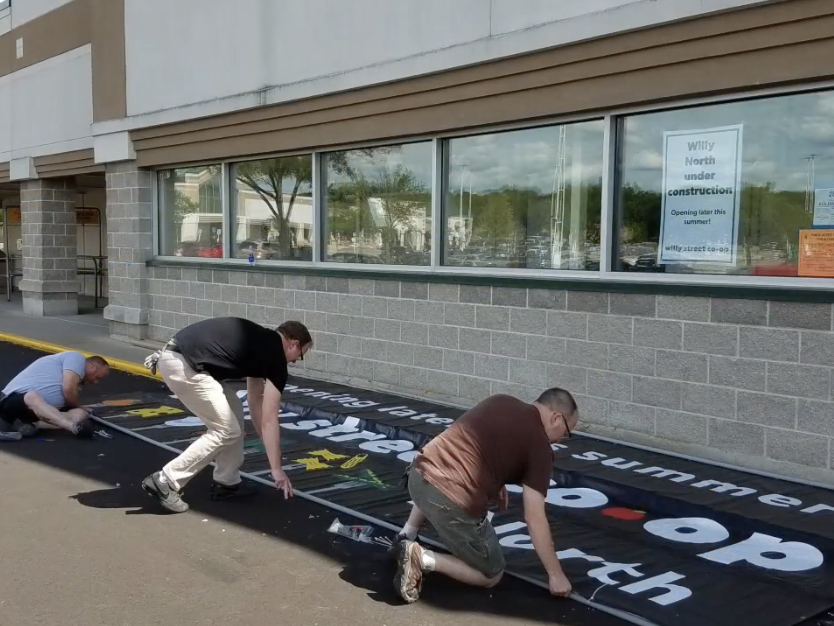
left=88, top=376, right=834, bottom=626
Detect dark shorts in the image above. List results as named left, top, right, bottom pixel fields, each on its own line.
left=408, top=467, right=505, bottom=578
left=0, top=392, right=39, bottom=425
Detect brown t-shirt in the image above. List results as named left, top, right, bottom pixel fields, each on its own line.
left=413, top=394, right=553, bottom=517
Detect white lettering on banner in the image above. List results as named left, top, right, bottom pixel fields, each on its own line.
left=546, top=488, right=610, bottom=509
left=657, top=124, right=744, bottom=265
left=635, top=467, right=696, bottom=483
left=759, top=494, right=802, bottom=508
left=601, top=457, right=643, bottom=470
left=587, top=562, right=645, bottom=585
left=644, top=518, right=730, bottom=545
left=700, top=533, right=824, bottom=572
left=620, top=573, right=693, bottom=606
left=690, top=480, right=756, bottom=498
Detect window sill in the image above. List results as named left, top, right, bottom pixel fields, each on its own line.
left=146, top=257, right=834, bottom=303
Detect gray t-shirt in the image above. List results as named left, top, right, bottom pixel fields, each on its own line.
left=2, top=351, right=86, bottom=407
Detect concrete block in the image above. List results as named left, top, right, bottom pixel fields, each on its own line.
left=769, top=302, right=832, bottom=331
left=401, top=282, right=428, bottom=300
left=460, top=285, right=491, bottom=304
left=491, top=332, right=527, bottom=358
left=312, top=332, right=339, bottom=353
left=338, top=294, right=363, bottom=316
left=401, top=322, right=429, bottom=345
left=708, top=418, right=765, bottom=456
left=337, top=335, right=364, bottom=356
left=294, top=290, right=316, bottom=311
left=492, top=287, right=527, bottom=307
left=444, top=350, right=475, bottom=375
left=565, top=340, right=608, bottom=369
left=374, top=280, right=400, bottom=298
left=797, top=400, right=834, bottom=437
left=475, top=354, right=509, bottom=381
left=608, top=401, right=655, bottom=435
left=509, top=359, right=549, bottom=388
left=361, top=338, right=389, bottom=360
left=656, top=409, right=709, bottom=445
left=765, top=429, right=829, bottom=468
left=375, top=319, right=401, bottom=341
left=708, top=356, right=766, bottom=391
left=528, top=289, right=566, bottom=310
left=608, top=345, right=656, bottom=376
left=459, top=328, right=491, bottom=353
left=682, top=383, right=736, bottom=419
left=546, top=364, right=588, bottom=395
left=739, top=327, right=799, bottom=362
left=609, top=294, right=656, bottom=317
left=476, top=305, right=510, bottom=331
left=445, top=303, right=476, bottom=327
left=326, top=277, right=350, bottom=293
left=304, top=311, right=328, bottom=332
left=388, top=299, right=416, bottom=321
left=237, top=287, right=258, bottom=305
left=430, top=325, right=460, bottom=349
left=429, top=283, right=459, bottom=302
left=305, top=276, right=326, bottom=291
left=326, top=314, right=351, bottom=335
left=425, top=370, right=459, bottom=396
left=415, top=301, right=445, bottom=324
left=385, top=343, right=415, bottom=366
left=510, top=308, right=547, bottom=335
left=399, top=366, right=428, bottom=393
left=315, top=292, right=340, bottom=313
left=246, top=272, right=264, bottom=287
left=736, top=391, right=796, bottom=428
left=414, top=346, right=444, bottom=369
left=710, top=298, right=767, bottom=326
left=766, top=362, right=830, bottom=400
left=526, top=336, right=566, bottom=364
left=265, top=274, right=285, bottom=289
left=588, top=314, right=633, bottom=345
left=350, top=316, right=375, bottom=338
left=362, top=296, right=388, bottom=318
left=800, top=331, right=834, bottom=367
left=459, top=375, right=492, bottom=402
left=683, top=323, right=738, bottom=356
left=572, top=394, right=608, bottom=426
left=491, top=381, right=539, bottom=403
left=566, top=291, right=608, bottom=313
left=348, top=278, right=375, bottom=295
left=633, top=376, right=681, bottom=410
left=547, top=311, right=588, bottom=339
left=633, top=319, right=682, bottom=350
left=655, top=350, right=708, bottom=383
left=587, top=370, right=632, bottom=401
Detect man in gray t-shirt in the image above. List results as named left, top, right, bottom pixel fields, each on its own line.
left=0, top=351, right=110, bottom=437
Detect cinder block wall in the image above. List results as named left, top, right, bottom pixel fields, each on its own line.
left=144, top=265, right=834, bottom=485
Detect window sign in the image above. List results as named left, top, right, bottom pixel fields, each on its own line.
left=657, top=125, right=744, bottom=266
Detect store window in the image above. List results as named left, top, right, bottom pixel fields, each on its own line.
left=158, top=165, right=223, bottom=257
left=322, top=142, right=433, bottom=266
left=230, top=156, right=313, bottom=262
left=615, top=90, right=834, bottom=277
left=442, top=121, right=604, bottom=270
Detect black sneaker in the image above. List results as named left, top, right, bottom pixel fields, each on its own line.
left=210, top=480, right=258, bottom=501
left=13, top=420, right=37, bottom=438
left=141, top=472, right=189, bottom=513
left=71, top=419, right=95, bottom=439
left=387, top=533, right=408, bottom=559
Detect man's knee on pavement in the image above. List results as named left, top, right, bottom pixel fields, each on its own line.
left=484, top=570, right=504, bottom=588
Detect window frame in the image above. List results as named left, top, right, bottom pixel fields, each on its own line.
left=149, top=79, right=834, bottom=292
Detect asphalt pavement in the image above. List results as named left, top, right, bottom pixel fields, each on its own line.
left=0, top=340, right=625, bottom=626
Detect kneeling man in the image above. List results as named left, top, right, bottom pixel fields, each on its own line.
left=393, top=387, right=578, bottom=603
left=0, top=351, right=110, bottom=437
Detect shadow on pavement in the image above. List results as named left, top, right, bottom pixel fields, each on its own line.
left=0, top=341, right=624, bottom=626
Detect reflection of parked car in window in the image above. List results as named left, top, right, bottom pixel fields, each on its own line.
left=328, top=252, right=384, bottom=264
left=620, top=253, right=665, bottom=272
left=236, top=240, right=280, bottom=260
left=174, top=242, right=223, bottom=258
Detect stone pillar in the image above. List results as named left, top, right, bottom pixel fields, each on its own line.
left=103, top=162, right=152, bottom=341
left=19, top=179, right=79, bottom=316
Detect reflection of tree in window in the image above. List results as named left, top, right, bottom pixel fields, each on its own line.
left=234, top=157, right=312, bottom=260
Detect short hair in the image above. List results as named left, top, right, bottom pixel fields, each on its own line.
left=86, top=355, right=110, bottom=368
left=535, top=387, right=577, bottom=416
left=277, top=320, right=313, bottom=347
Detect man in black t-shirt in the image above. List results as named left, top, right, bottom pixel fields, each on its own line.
left=141, top=317, right=312, bottom=513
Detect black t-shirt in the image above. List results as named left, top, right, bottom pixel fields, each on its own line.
left=173, top=317, right=288, bottom=392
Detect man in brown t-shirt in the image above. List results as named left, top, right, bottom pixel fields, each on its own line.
left=392, top=387, right=578, bottom=604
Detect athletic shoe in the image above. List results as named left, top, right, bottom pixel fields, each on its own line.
left=0, top=431, right=22, bottom=441
left=13, top=420, right=37, bottom=438
left=210, top=480, right=258, bottom=501
left=141, top=472, right=189, bottom=513
left=387, top=533, right=408, bottom=559
left=71, top=419, right=95, bottom=439
left=393, top=540, right=424, bottom=603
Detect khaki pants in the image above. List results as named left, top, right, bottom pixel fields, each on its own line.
left=157, top=351, right=245, bottom=491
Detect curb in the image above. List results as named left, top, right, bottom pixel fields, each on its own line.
left=0, top=332, right=162, bottom=381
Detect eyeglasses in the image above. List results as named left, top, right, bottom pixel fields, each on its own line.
left=561, top=413, right=572, bottom=439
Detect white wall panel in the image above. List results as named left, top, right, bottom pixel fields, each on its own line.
left=11, top=0, right=72, bottom=27
left=118, top=0, right=781, bottom=127
left=0, top=45, right=93, bottom=161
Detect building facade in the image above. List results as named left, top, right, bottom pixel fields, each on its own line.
left=2, top=0, right=834, bottom=484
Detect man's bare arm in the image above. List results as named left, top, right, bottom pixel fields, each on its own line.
left=260, top=380, right=293, bottom=498
left=62, top=370, right=82, bottom=408
left=523, top=485, right=571, bottom=597
left=246, top=377, right=265, bottom=437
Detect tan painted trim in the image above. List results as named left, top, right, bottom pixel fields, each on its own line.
left=0, top=0, right=90, bottom=78
left=90, top=0, right=126, bottom=122
left=33, top=148, right=104, bottom=177
left=132, top=0, right=834, bottom=167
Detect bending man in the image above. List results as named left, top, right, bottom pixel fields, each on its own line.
left=0, top=351, right=109, bottom=437
left=142, top=316, right=312, bottom=513
left=392, top=387, right=578, bottom=603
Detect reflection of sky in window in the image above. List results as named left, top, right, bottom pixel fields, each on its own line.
left=448, top=121, right=605, bottom=194
left=325, top=142, right=433, bottom=189
left=622, top=91, right=834, bottom=193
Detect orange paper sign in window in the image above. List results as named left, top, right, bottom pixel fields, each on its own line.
left=798, top=229, right=834, bottom=278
